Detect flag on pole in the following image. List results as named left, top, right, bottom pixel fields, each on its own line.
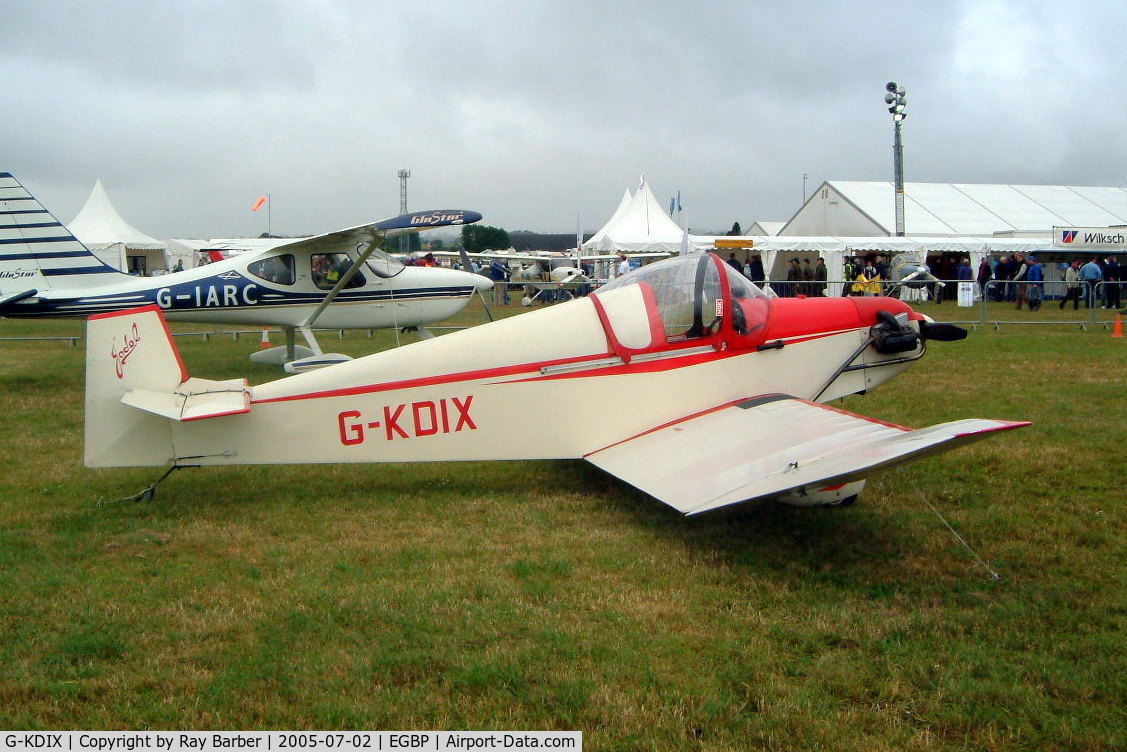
left=252, top=196, right=268, bottom=212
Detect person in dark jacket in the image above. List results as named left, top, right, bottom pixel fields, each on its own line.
left=747, top=255, right=765, bottom=285
left=785, top=258, right=802, bottom=297
left=977, top=258, right=993, bottom=299
left=1104, top=256, right=1121, bottom=310
left=801, top=258, right=815, bottom=296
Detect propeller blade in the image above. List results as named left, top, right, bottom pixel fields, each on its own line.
left=920, top=321, right=968, bottom=341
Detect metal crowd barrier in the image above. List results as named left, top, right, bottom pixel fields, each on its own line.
left=0, top=327, right=372, bottom=347
left=3, top=280, right=1123, bottom=348
left=765, top=277, right=1122, bottom=330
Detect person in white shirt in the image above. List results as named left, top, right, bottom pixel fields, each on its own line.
left=615, top=253, right=631, bottom=278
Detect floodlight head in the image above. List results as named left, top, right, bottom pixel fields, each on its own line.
left=886, top=81, right=898, bottom=93
left=885, top=92, right=896, bottom=104
left=896, top=85, right=906, bottom=96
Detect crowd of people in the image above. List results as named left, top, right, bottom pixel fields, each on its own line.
left=423, top=247, right=1124, bottom=312
left=977, top=253, right=1121, bottom=310
left=718, top=250, right=1123, bottom=310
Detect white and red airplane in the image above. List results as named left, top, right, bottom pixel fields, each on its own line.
left=85, top=251, right=1028, bottom=512
left=0, top=172, right=492, bottom=370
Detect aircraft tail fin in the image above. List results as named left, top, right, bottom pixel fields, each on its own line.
left=0, top=172, right=125, bottom=297
left=84, top=305, right=250, bottom=467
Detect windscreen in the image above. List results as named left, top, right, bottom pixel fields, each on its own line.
left=364, top=248, right=406, bottom=279
left=598, top=253, right=769, bottom=338
left=598, top=255, right=707, bottom=338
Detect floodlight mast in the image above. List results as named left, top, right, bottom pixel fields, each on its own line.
left=397, top=168, right=411, bottom=253
left=884, top=82, right=907, bottom=237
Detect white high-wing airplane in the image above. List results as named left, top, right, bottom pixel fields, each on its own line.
left=0, top=172, right=492, bottom=370
left=446, top=249, right=666, bottom=303
left=508, top=262, right=592, bottom=301
left=85, top=251, right=1028, bottom=513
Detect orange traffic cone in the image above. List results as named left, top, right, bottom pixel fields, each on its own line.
left=1113, top=313, right=1123, bottom=338
left=260, top=328, right=271, bottom=348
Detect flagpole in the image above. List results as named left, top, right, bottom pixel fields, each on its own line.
left=267, top=194, right=272, bottom=237
left=576, top=212, right=582, bottom=263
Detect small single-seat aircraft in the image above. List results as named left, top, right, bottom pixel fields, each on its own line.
left=885, top=255, right=946, bottom=299
left=509, top=262, right=592, bottom=302
left=85, top=251, right=1028, bottom=513
left=0, top=172, right=492, bottom=371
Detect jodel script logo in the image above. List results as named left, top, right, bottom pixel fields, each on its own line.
left=110, top=323, right=142, bottom=379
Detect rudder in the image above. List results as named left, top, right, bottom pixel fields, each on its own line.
left=85, top=305, right=186, bottom=467
left=0, top=172, right=124, bottom=298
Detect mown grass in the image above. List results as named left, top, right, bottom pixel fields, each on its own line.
left=0, top=302, right=1123, bottom=750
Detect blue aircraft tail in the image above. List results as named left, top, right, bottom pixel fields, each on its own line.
left=0, top=172, right=125, bottom=301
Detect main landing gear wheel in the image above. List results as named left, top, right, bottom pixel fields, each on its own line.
left=776, top=480, right=866, bottom=508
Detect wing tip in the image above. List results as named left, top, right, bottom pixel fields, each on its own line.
left=954, top=420, right=1032, bottom=438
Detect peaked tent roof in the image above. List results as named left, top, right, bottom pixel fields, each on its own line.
left=584, top=183, right=690, bottom=252
left=69, top=180, right=164, bottom=248
left=585, top=188, right=633, bottom=247
left=747, top=221, right=785, bottom=236
left=784, top=181, right=1127, bottom=236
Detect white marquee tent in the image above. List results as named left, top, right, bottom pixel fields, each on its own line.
left=783, top=181, right=1127, bottom=237
left=583, top=183, right=707, bottom=254
left=68, top=180, right=168, bottom=274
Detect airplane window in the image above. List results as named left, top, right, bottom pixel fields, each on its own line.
left=597, top=253, right=771, bottom=340
left=364, top=249, right=405, bottom=279
left=598, top=254, right=713, bottom=338
left=247, top=254, right=296, bottom=285
left=312, top=253, right=366, bottom=290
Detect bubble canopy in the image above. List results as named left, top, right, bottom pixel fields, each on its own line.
left=596, top=253, right=768, bottom=341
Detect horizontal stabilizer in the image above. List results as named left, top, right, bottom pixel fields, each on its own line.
left=0, top=289, right=38, bottom=309
left=585, top=395, right=1028, bottom=515
left=121, top=377, right=250, bottom=422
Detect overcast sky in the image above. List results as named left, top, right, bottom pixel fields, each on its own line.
left=3, top=1, right=1125, bottom=239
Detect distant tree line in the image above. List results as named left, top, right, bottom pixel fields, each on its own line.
left=461, top=225, right=511, bottom=254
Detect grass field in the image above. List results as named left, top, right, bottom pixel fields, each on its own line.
left=0, top=300, right=1123, bottom=750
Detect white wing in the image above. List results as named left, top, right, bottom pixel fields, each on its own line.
left=585, top=394, right=1028, bottom=515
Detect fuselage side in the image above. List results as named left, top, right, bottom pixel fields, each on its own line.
left=86, top=254, right=923, bottom=468
left=8, top=251, right=487, bottom=328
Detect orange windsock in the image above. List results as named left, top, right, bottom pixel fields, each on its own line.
left=252, top=196, right=267, bottom=212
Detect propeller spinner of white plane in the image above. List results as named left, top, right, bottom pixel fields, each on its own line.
left=0, top=172, right=492, bottom=371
